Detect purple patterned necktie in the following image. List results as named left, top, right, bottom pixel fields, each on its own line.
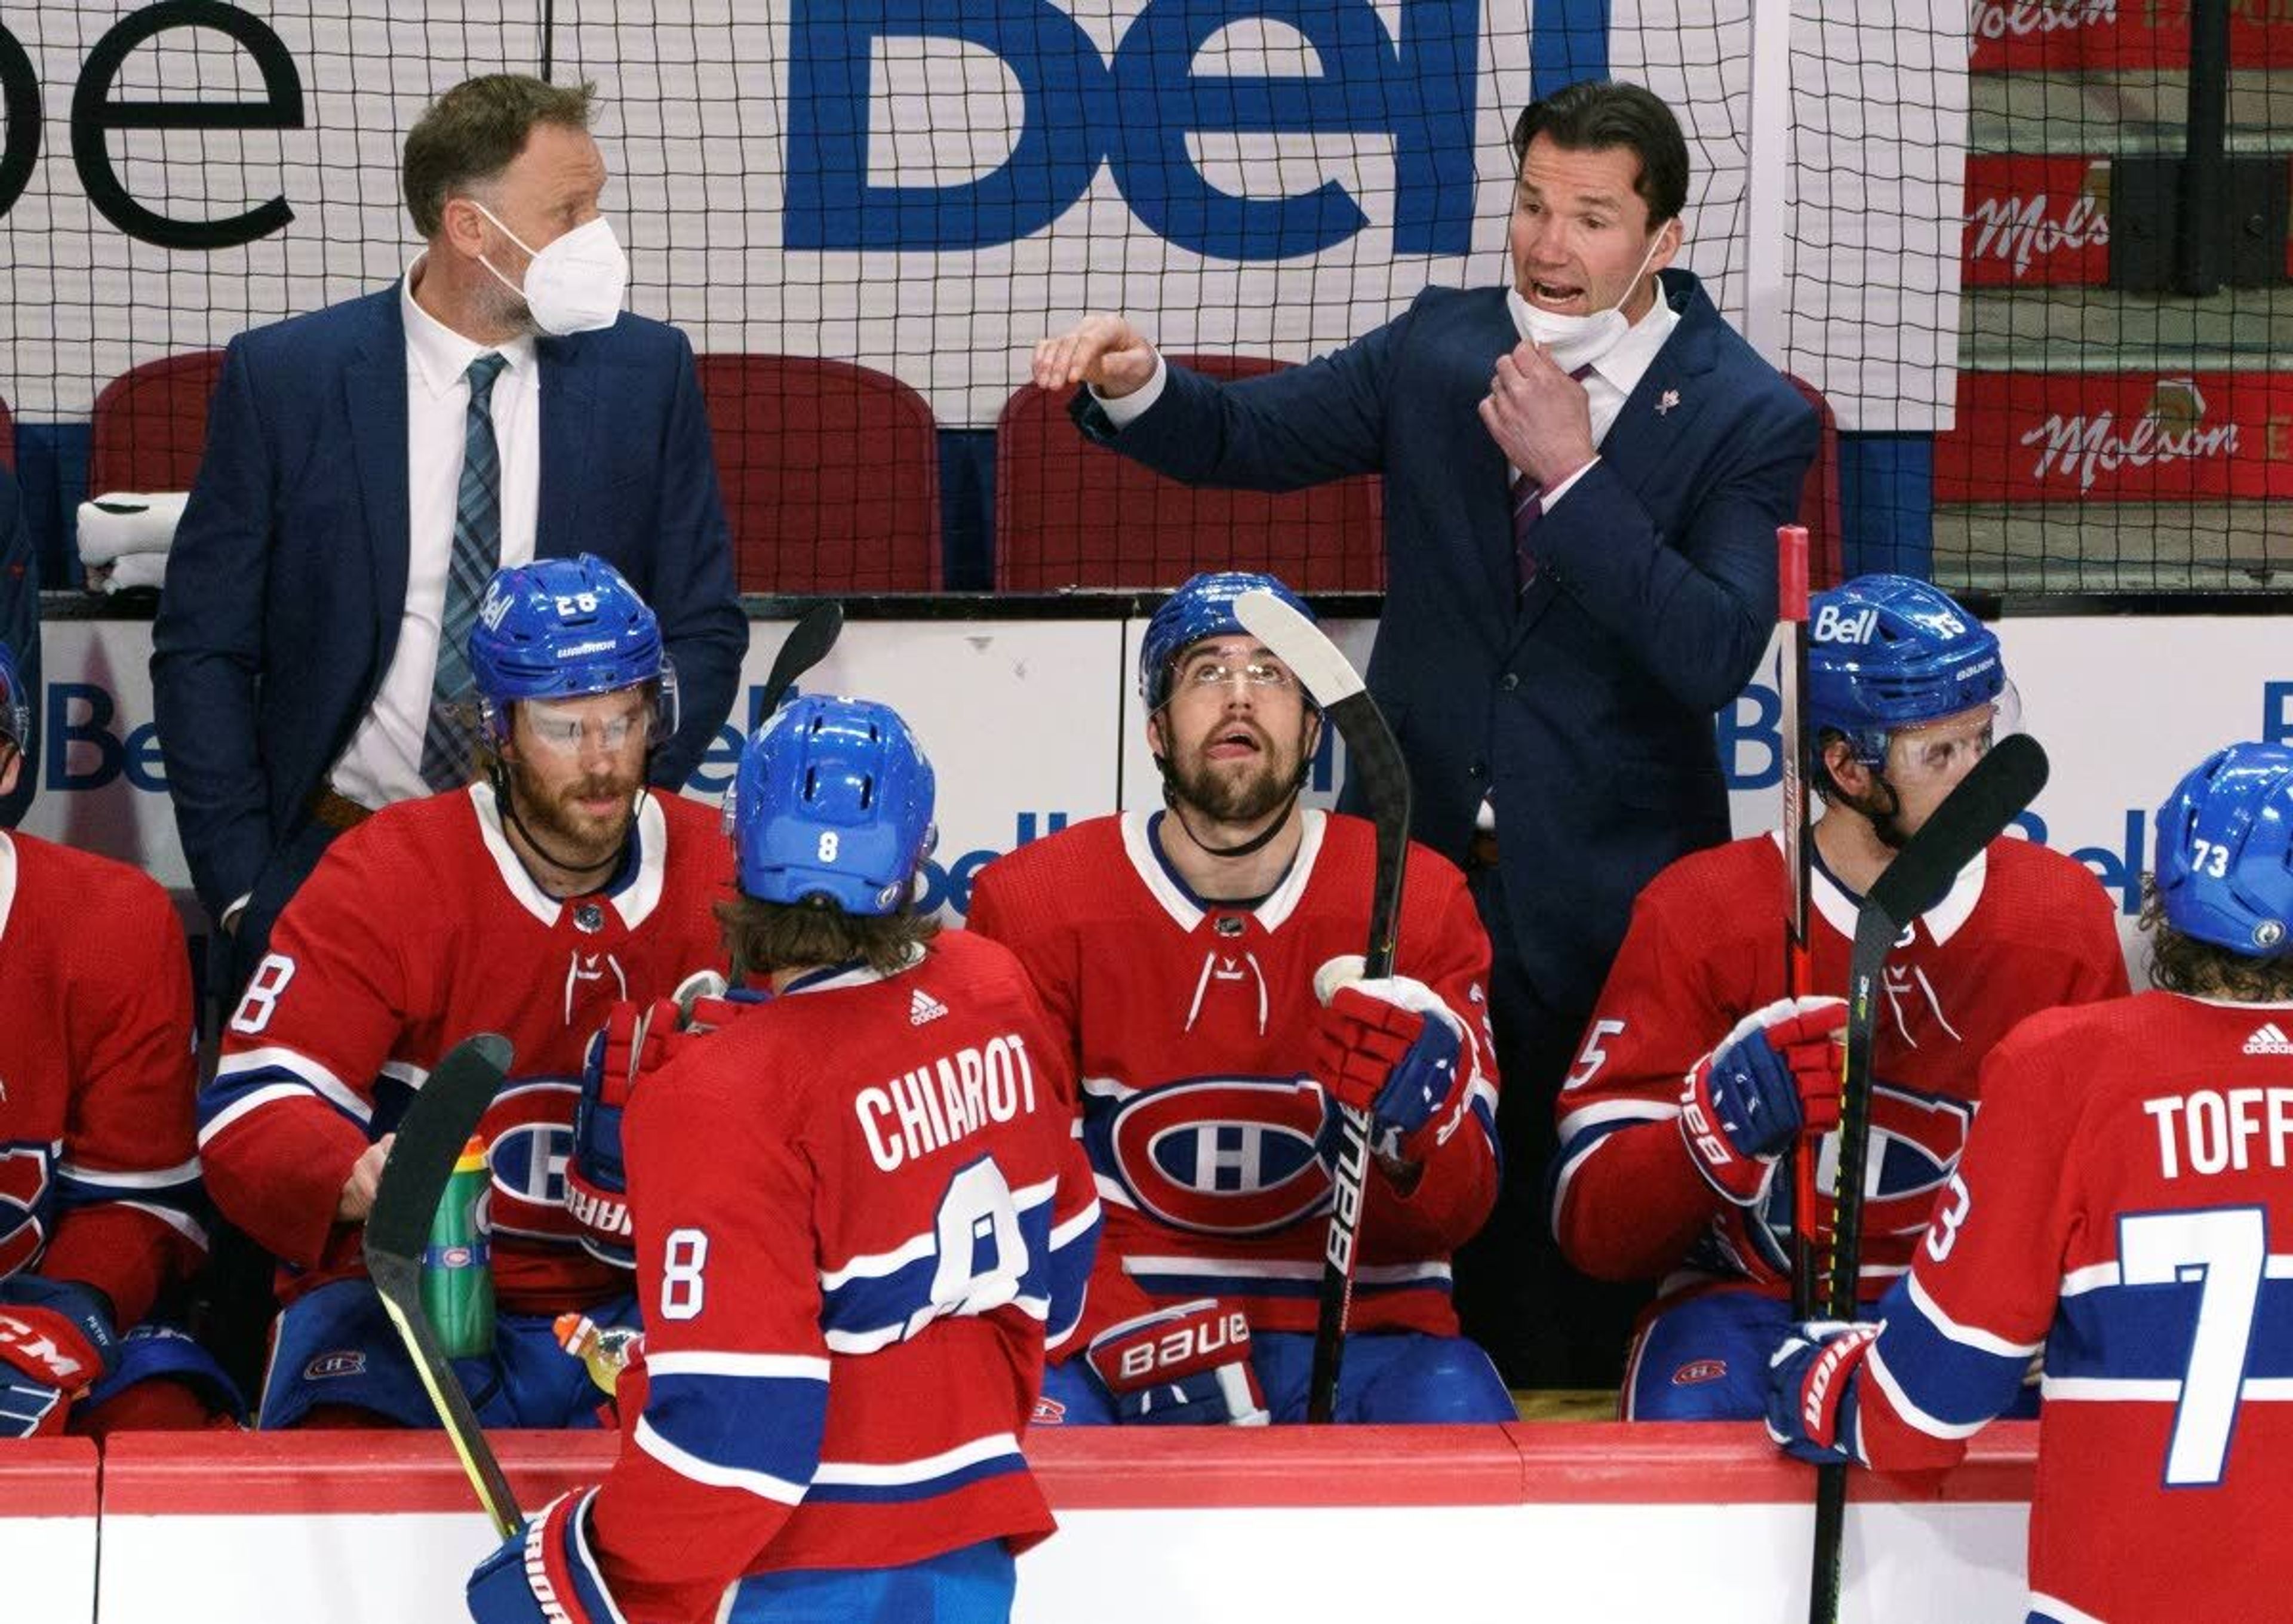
left=1512, top=363, right=1598, bottom=593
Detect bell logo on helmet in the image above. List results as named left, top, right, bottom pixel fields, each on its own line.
left=478, top=585, right=515, bottom=632
left=1809, top=604, right=1879, bottom=645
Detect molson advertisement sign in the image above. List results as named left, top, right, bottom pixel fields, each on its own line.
left=1969, top=0, right=2293, bottom=71
left=1933, top=372, right=2293, bottom=501
left=1962, top=155, right=2111, bottom=286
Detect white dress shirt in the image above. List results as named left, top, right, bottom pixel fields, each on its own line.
left=328, top=260, right=540, bottom=810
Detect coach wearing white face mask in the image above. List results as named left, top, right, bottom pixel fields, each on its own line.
left=156, top=73, right=743, bottom=1001
left=1035, top=80, right=1818, bottom=1394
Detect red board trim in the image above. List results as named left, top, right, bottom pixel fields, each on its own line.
left=94, top=1425, right=2040, bottom=1517
left=0, top=1438, right=100, bottom=1518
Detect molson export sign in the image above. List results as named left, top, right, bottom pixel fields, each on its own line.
left=1962, top=156, right=2111, bottom=285
left=1934, top=373, right=2293, bottom=500
left=1968, top=0, right=2293, bottom=71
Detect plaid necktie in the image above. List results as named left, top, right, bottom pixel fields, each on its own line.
left=1512, top=363, right=1597, bottom=593
left=420, top=352, right=509, bottom=791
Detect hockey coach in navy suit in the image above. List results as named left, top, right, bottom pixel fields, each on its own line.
left=1034, top=79, right=1817, bottom=1387
left=153, top=75, right=743, bottom=996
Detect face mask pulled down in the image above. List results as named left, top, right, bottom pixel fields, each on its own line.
left=474, top=202, right=628, bottom=336
left=1506, top=227, right=1668, bottom=374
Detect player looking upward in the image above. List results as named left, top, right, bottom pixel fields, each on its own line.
left=0, top=638, right=239, bottom=1436
left=969, top=571, right=1515, bottom=1424
left=1551, top=574, right=2127, bottom=1419
left=469, top=695, right=1101, bottom=1624
left=196, top=556, right=730, bottom=1428
left=1769, top=739, right=2293, bottom=1624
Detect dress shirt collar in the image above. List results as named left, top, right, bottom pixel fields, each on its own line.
left=1582, top=267, right=1681, bottom=401
left=401, top=254, right=536, bottom=400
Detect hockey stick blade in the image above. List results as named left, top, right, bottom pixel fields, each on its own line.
left=364, top=1032, right=522, bottom=1539
left=758, top=599, right=845, bottom=720
left=1810, top=733, right=2048, bottom=1624
left=1232, top=589, right=1412, bottom=1424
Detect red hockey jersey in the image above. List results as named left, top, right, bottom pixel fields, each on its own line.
left=1847, top=992, right=2293, bottom=1624
left=1554, top=832, right=2126, bottom=1297
left=0, top=831, right=204, bottom=1323
left=967, top=810, right=1499, bottom=1340
left=198, top=785, right=730, bottom=1310
left=585, top=929, right=1101, bottom=1623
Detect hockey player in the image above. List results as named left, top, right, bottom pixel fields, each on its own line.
left=0, top=638, right=239, bottom=1436
left=1551, top=574, right=2128, bottom=1420
left=1769, top=739, right=2293, bottom=1623
left=466, top=695, right=1099, bottom=1624
left=969, top=571, right=1514, bottom=1425
left=196, top=556, right=731, bottom=1428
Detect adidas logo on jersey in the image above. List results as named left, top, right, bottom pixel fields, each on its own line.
left=909, top=988, right=949, bottom=1026
left=2243, top=1023, right=2293, bottom=1056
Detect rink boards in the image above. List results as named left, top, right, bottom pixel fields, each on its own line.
left=11, top=1423, right=2037, bottom=1621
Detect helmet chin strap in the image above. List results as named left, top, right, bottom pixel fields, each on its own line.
left=490, top=758, right=634, bottom=889
left=1152, top=752, right=1310, bottom=860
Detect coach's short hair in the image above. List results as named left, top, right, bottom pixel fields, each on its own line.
left=402, top=74, right=599, bottom=239
left=1510, top=80, right=1689, bottom=227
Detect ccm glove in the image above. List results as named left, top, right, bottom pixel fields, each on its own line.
left=0, top=1278, right=119, bottom=1439
left=1084, top=1299, right=1269, bottom=1426
left=1679, top=996, right=1848, bottom=1205
left=1765, top=1320, right=1880, bottom=1467
left=466, top=1488, right=623, bottom=1624
left=1311, top=955, right=1465, bottom=1161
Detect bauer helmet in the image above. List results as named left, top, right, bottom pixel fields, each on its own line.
left=0, top=639, right=26, bottom=761
left=1806, top=574, right=2013, bottom=774
left=1139, top=571, right=1318, bottom=715
left=2152, top=741, right=2293, bottom=958
left=726, top=695, right=936, bottom=915
left=468, top=555, right=677, bottom=748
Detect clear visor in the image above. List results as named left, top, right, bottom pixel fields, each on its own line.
left=520, top=691, right=657, bottom=758
left=1881, top=681, right=2022, bottom=788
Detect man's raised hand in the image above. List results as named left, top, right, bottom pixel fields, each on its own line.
left=1032, top=315, right=1160, bottom=398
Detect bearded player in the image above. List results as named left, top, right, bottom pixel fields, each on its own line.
left=1552, top=574, right=2128, bottom=1420
left=468, top=695, right=1101, bottom=1624
left=1769, top=739, right=2293, bottom=1624
left=196, top=556, right=730, bottom=1428
left=0, top=638, right=241, bottom=1436
left=969, top=571, right=1513, bottom=1425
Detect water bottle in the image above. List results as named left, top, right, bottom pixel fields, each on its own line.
left=421, top=1136, right=494, bottom=1358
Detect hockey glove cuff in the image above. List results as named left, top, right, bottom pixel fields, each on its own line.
left=1765, top=1320, right=1879, bottom=1467
left=1311, top=956, right=1465, bottom=1160
left=1084, top=1299, right=1269, bottom=1426
left=1680, top=996, right=1848, bottom=1205
left=466, top=1488, right=623, bottom=1624
left=0, top=1278, right=120, bottom=1438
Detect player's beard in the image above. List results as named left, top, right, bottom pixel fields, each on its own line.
left=508, top=758, right=641, bottom=871
left=1169, top=723, right=1304, bottom=828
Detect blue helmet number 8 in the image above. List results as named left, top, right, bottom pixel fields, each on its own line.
left=818, top=832, right=840, bottom=862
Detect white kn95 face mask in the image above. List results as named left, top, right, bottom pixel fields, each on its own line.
left=473, top=202, right=629, bottom=336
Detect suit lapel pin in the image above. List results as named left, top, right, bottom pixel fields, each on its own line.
left=1655, top=388, right=1681, bottom=417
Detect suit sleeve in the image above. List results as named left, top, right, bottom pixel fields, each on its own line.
left=0, top=462, right=36, bottom=830
left=588, top=1068, right=829, bottom=1624
left=39, top=872, right=205, bottom=1326
left=195, top=835, right=411, bottom=1269
left=1530, top=376, right=1816, bottom=712
left=1550, top=884, right=1738, bottom=1281
left=1845, top=1038, right=2073, bottom=1472
left=1364, top=863, right=1501, bottom=1255
left=1071, top=303, right=1415, bottom=490
left=642, top=331, right=744, bottom=792
left=150, top=334, right=278, bottom=919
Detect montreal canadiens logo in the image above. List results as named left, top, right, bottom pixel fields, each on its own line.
left=1105, top=1076, right=1330, bottom=1237
left=305, top=1351, right=367, bottom=1380
left=0, top=1145, right=54, bottom=1278
left=481, top=1079, right=581, bottom=1244
left=1671, top=1360, right=1727, bottom=1387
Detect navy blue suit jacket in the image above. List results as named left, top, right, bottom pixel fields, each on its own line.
left=0, top=460, right=36, bottom=829
left=1080, top=272, right=1816, bottom=1014
left=152, top=287, right=745, bottom=923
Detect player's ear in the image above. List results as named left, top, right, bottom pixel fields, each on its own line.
left=1145, top=711, right=1169, bottom=763
left=0, top=751, right=18, bottom=801
left=1821, top=736, right=1866, bottom=799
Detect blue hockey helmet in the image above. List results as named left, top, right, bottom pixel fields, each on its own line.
left=469, top=555, right=677, bottom=747
left=0, top=639, right=26, bottom=761
left=726, top=695, right=937, bottom=915
left=1139, top=571, right=1317, bottom=714
left=2152, top=741, right=2293, bottom=958
left=1806, top=574, right=2012, bottom=771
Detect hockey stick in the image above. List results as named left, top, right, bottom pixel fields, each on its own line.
left=758, top=599, right=844, bottom=721
left=1807, top=733, right=2048, bottom=1624
left=1234, top=589, right=1410, bottom=1425
left=1776, top=525, right=1820, bottom=1322
left=364, top=1032, right=522, bottom=1540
